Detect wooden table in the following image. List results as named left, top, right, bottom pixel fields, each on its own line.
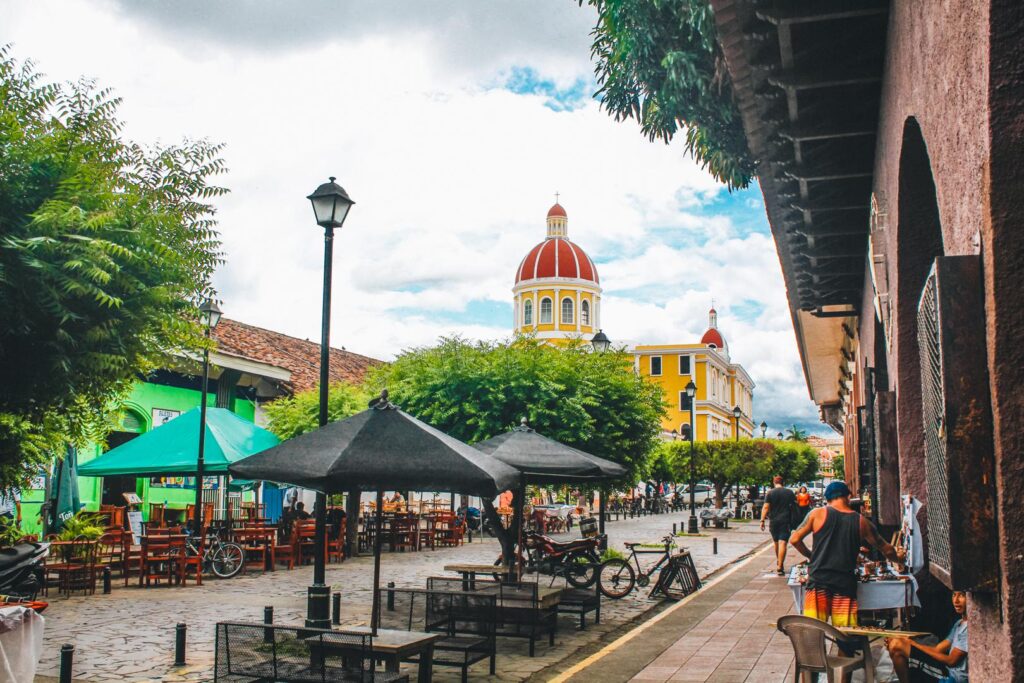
left=340, top=626, right=440, bottom=683
left=443, top=563, right=515, bottom=589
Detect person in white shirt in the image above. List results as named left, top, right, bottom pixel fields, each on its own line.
left=0, top=489, right=22, bottom=526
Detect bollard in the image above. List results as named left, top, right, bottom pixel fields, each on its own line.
left=672, top=523, right=677, bottom=535
left=174, top=623, right=186, bottom=666
left=59, top=644, right=74, bottom=683
left=332, top=592, right=341, bottom=625
left=102, top=565, right=112, bottom=594
left=713, top=537, right=718, bottom=555
left=263, top=605, right=274, bottom=644
left=386, top=581, right=396, bottom=611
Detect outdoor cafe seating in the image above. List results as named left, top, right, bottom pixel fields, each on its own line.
left=43, top=539, right=99, bottom=597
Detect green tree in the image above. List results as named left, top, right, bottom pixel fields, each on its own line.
left=263, top=382, right=370, bottom=440
left=831, top=453, right=845, bottom=481
left=785, top=425, right=809, bottom=442
left=771, top=441, right=819, bottom=484
left=581, top=0, right=754, bottom=189
left=667, top=439, right=773, bottom=507
left=0, top=47, right=226, bottom=488
left=369, top=336, right=666, bottom=558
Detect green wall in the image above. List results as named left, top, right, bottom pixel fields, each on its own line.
left=21, top=378, right=256, bottom=535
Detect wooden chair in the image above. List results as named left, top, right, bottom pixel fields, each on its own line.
left=418, top=515, right=436, bottom=551
left=296, top=520, right=319, bottom=565
left=45, top=540, right=99, bottom=597
left=235, top=528, right=270, bottom=573
left=98, top=504, right=125, bottom=529
left=273, top=525, right=299, bottom=570
left=140, top=535, right=183, bottom=587
left=185, top=502, right=214, bottom=526
left=96, top=530, right=125, bottom=578
left=390, top=516, right=418, bottom=552
left=148, top=503, right=166, bottom=528
left=182, top=534, right=203, bottom=585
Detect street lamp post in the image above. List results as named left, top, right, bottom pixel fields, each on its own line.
left=732, top=405, right=742, bottom=519
left=685, top=380, right=698, bottom=534
left=193, top=298, right=222, bottom=538
left=306, top=176, right=355, bottom=629
left=591, top=330, right=610, bottom=546
left=760, top=421, right=767, bottom=439
left=777, top=431, right=784, bottom=441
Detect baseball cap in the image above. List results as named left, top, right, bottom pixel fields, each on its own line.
left=824, top=482, right=851, bottom=500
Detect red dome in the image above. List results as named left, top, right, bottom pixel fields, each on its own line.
left=515, top=238, right=599, bottom=284
left=701, top=328, right=725, bottom=348
left=547, top=203, right=567, bottom=218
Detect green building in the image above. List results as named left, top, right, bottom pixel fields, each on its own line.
left=21, top=318, right=381, bottom=534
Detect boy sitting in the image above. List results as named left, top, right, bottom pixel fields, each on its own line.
left=886, top=591, right=968, bottom=682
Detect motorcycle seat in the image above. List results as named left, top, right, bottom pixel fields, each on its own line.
left=544, top=538, right=594, bottom=553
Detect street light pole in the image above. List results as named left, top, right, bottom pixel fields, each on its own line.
left=591, top=330, right=611, bottom=546
left=685, top=380, right=698, bottom=534
left=193, top=299, right=222, bottom=538
left=760, top=421, right=767, bottom=439
left=732, top=405, right=742, bottom=519
left=306, top=177, right=355, bottom=629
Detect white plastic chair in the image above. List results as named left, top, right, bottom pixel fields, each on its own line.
left=741, top=502, right=754, bottom=519
left=777, top=615, right=874, bottom=683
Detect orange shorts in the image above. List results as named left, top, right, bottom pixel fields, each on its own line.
left=803, top=587, right=858, bottom=627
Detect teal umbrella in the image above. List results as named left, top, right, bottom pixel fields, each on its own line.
left=79, top=408, right=280, bottom=477
left=50, top=445, right=82, bottom=533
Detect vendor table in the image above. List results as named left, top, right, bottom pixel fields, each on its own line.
left=337, top=626, right=440, bottom=683
left=788, top=566, right=920, bottom=613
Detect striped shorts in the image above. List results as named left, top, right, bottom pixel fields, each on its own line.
left=803, top=587, right=858, bottom=627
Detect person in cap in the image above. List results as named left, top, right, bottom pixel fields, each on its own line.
left=789, top=481, right=905, bottom=627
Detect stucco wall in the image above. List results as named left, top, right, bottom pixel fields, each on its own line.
left=864, top=0, right=1024, bottom=678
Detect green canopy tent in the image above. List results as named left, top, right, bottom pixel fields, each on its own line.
left=79, top=408, right=279, bottom=477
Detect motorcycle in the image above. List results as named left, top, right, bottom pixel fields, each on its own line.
left=0, top=541, right=49, bottom=603
left=496, top=530, right=603, bottom=588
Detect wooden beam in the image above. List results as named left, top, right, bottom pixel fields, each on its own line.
left=778, top=122, right=876, bottom=141
left=756, top=1, right=887, bottom=26
left=768, top=69, right=881, bottom=91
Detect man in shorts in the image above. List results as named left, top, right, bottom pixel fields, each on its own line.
left=761, top=475, right=797, bottom=575
left=789, top=481, right=904, bottom=627
left=886, top=591, right=968, bottom=682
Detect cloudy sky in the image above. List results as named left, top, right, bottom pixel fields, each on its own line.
left=2, top=0, right=825, bottom=434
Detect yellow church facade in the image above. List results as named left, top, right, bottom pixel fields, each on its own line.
left=512, top=201, right=756, bottom=442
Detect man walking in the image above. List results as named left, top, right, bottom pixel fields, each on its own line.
left=789, top=481, right=904, bottom=627
left=761, top=475, right=796, bottom=575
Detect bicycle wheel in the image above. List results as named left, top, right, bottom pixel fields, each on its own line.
left=564, top=549, right=599, bottom=588
left=598, top=559, right=635, bottom=599
left=211, top=543, right=244, bottom=578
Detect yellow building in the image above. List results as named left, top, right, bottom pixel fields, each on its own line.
left=513, top=202, right=603, bottom=344
left=633, top=308, right=756, bottom=440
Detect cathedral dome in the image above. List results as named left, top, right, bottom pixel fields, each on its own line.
left=701, top=307, right=727, bottom=350
left=515, top=202, right=599, bottom=284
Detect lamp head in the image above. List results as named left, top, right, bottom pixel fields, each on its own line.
left=685, top=380, right=697, bottom=399
left=590, top=329, right=611, bottom=353
left=307, top=176, right=355, bottom=229
left=199, top=298, right=223, bottom=329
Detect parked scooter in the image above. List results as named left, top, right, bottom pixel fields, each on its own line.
left=496, top=530, right=604, bottom=587
left=0, top=542, right=49, bottom=602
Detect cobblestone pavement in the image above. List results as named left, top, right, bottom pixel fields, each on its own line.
left=35, top=512, right=768, bottom=682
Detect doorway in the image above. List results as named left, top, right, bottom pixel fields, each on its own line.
left=100, top=431, right=141, bottom=506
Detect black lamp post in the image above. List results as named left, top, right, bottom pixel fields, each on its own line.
left=305, top=176, right=355, bottom=629
left=591, top=329, right=610, bottom=545
left=193, top=298, right=222, bottom=538
left=732, top=405, right=742, bottom=519
left=685, top=379, right=698, bottom=534
left=760, top=420, right=768, bottom=438
left=777, top=431, right=785, bottom=441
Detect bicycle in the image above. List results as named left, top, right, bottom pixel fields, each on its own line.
left=183, top=527, right=245, bottom=579
left=597, top=534, right=685, bottom=599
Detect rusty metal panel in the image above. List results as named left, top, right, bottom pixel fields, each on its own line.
left=873, top=391, right=901, bottom=525
left=917, top=255, right=997, bottom=591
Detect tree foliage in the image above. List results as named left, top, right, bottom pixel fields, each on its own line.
left=785, top=424, right=809, bottom=441
left=581, top=0, right=754, bottom=189
left=263, top=382, right=371, bottom=440
left=0, top=47, right=226, bottom=487
left=367, top=336, right=666, bottom=482
left=831, top=453, right=845, bottom=481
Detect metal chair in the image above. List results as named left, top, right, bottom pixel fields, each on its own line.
left=776, top=614, right=874, bottom=683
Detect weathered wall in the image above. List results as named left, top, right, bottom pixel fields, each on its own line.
left=862, top=0, right=1024, bottom=679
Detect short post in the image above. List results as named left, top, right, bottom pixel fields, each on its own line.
left=386, top=581, right=396, bottom=611
left=102, top=566, right=112, bottom=594
left=672, top=522, right=677, bottom=535
left=174, top=623, right=186, bottom=666
left=332, top=592, right=341, bottom=625
left=59, top=644, right=74, bottom=683
left=713, top=537, right=718, bottom=555
left=263, top=605, right=274, bottom=644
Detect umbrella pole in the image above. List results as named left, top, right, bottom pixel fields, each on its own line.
left=371, top=489, right=384, bottom=636
left=517, top=480, right=526, bottom=583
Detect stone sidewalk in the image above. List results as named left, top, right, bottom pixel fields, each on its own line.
left=549, top=546, right=800, bottom=682
left=34, top=512, right=770, bottom=682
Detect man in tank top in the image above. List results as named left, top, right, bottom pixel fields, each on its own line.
left=789, top=481, right=904, bottom=627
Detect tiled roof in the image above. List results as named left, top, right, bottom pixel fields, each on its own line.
left=212, top=318, right=383, bottom=394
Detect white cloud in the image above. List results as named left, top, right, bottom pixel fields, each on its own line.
left=0, top=0, right=826, bottom=433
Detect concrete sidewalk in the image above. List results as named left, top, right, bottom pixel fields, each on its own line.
left=554, top=546, right=798, bottom=682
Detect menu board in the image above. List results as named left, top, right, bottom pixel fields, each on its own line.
left=127, top=510, right=144, bottom=545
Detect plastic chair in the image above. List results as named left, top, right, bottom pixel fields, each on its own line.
left=741, top=502, right=754, bottom=519
left=776, top=614, right=874, bottom=683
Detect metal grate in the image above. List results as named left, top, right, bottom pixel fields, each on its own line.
left=917, top=271, right=951, bottom=574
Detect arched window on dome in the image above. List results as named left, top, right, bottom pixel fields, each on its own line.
left=540, top=297, right=553, bottom=324
left=581, top=300, right=590, bottom=326
left=561, top=298, right=574, bottom=325
left=523, top=299, right=533, bottom=326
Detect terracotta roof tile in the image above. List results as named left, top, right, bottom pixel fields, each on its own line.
left=212, top=318, right=383, bottom=394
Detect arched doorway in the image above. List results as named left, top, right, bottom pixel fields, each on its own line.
left=100, top=407, right=147, bottom=506
left=893, top=117, right=944, bottom=502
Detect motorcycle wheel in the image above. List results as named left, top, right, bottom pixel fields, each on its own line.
left=598, top=559, right=635, bottom=599
left=564, top=549, right=599, bottom=588
left=211, top=543, right=244, bottom=578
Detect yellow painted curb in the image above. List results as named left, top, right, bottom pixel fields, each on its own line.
left=548, top=544, right=773, bottom=682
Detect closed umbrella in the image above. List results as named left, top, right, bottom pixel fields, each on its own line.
left=230, top=391, right=520, bottom=633
left=49, top=445, right=82, bottom=533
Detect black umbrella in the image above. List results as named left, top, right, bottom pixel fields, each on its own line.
left=230, top=391, right=520, bottom=633
left=473, top=420, right=627, bottom=577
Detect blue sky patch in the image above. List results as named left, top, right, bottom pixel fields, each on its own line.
left=501, top=66, right=591, bottom=112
